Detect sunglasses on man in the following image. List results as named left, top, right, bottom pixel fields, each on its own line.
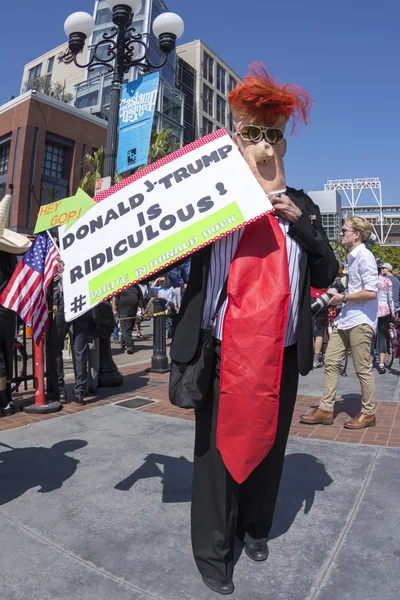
left=237, top=125, right=285, bottom=145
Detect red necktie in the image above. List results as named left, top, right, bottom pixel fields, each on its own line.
left=216, top=214, right=290, bottom=484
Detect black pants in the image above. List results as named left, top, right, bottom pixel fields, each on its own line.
left=371, top=314, right=391, bottom=355
left=0, top=308, right=16, bottom=408
left=120, top=313, right=138, bottom=351
left=191, top=341, right=299, bottom=580
left=48, top=298, right=91, bottom=400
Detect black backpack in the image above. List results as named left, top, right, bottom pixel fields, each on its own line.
left=89, top=302, right=115, bottom=339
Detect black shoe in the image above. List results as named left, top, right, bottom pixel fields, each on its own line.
left=73, top=397, right=85, bottom=406
left=0, top=402, right=16, bottom=417
left=202, top=577, right=234, bottom=595
left=126, top=348, right=134, bottom=355
left=244, top=540, right=269, bottom=562
left=59, top=391, right=68, bottom=403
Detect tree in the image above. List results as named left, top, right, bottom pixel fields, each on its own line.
left=79, top=147, right=122, bottom=197
left=331, top=239, right=347, bottom=267
left=371, top=245, right=400, bottom=270
left=23, top=76, right=73, bottom=104
left=146, top=129, right=178, bottom=165
left=79, top=129, right=179, bottom=197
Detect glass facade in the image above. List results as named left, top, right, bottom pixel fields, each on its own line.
left=203, top=52, right=214, bottom=84
left=175, top=56, right=196, bottom=145
left=0, top=140, right=10, bottom=176
left=202, top=84, right=213, bottom=117
left=41, top=137, right=72, bottom=205
left=216, top=95, right=226, bottom=126
left=0, top=136, right=10, bottom=196
left=202, top=117, right=213, bottom=136
left=321, top=213, right=340, bottom=241
left=216, top=64, right=226, bottom=95
left=228, top=74, right=237, bottom=93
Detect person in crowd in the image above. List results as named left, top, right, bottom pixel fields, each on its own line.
left=48, top=273, right=92, bottom=404
left=311, top=286, right=329, bottom=368
left=167, top=259, right=191, bottom=309
left=301, top=217, right=378, bottom=429
left=382, top=263, right=400, bottom=312
left=112, top=284, right=144, bottom=354
left=152, top=277, right=178, bottom=338
left=169, top=64, right=338, bottom=595
left=0, top=195, right=31, bottom=416
left=371, top=260, right=395, bottom=374
left=135, top=283, right=149, bottom=339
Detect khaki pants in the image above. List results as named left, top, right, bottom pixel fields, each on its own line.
left=319, top=324, right=376, bottom=415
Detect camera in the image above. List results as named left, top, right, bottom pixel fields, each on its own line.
left=311, top=279, right=345, bottom=314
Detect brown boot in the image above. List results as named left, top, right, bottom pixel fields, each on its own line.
left=344, top=412, right=376, bottom=429
left=300, top=408, right=334, bottom=425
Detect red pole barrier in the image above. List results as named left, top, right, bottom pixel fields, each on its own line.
left=34, top=337, right=46, bottom=406
left=23, top=335, right=62, bottom=414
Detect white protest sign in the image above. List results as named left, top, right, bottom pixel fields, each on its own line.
left=60, top=130, right=272, bottom=321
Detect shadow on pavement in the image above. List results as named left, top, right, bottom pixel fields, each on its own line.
left=269, top=453, right=333, bottom=540
left=0, top=440, right=88, bottom=506
left=334, top=394, right=363, bottom=418
left=115, top=453, right=192, bottom=503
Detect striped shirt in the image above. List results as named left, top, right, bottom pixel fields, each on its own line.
left=201, top=216, right=301, bottom=346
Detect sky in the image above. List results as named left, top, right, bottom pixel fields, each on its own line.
left=1, top=0, right=399, bottom=204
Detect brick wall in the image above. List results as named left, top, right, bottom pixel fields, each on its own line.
left=0, top=95, right=107, bottom=233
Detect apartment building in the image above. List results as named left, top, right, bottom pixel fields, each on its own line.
left=20, top=43, right=88, bottom=101
left=176, top=40, right=243, bottom=138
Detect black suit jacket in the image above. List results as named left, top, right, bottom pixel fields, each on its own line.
left=170, top=187, right=339, bottom=376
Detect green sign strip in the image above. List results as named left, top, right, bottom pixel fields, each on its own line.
left=88, top=202, right=244, bottom=304
left=34, top=189, right=96, bottom=234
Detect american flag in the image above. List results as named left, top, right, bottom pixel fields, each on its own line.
left=0, top=233, right=59, bottom=344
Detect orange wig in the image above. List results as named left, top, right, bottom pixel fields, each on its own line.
left=228, top=63, right=313, bottom=131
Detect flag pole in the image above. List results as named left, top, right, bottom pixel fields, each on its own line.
left=24, top=232, right=62, bottom=415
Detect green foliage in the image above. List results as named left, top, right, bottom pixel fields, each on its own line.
left=79, top=147, right=122, bottom=197
left=331, top=239, right=348, bottom=266
left=134, top=129, right=179, bottom=173
left=371, top=245, right=400, bottom=270
left=24, top=76, right=73, bottom=103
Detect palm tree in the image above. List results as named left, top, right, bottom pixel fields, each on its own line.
left=79, top=130, right=178, bottom=196
left=147, top=129, right=178, bottom=165
left=79, top=147, right=106, bottom=197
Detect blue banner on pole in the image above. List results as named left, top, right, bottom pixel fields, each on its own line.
left=117, top=72, right=160, bottom=175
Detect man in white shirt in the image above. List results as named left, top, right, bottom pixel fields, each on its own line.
left=301, top=216, right=379, bottom=429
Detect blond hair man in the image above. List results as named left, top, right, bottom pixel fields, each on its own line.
left=301, top=217, right=379, bottom=429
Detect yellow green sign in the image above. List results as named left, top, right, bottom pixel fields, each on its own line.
left=34, top=189, right=96, bottom=234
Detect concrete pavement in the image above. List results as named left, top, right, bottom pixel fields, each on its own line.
left=0, top=403, right=399, bottom=600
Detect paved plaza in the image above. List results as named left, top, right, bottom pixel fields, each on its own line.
left=1, top=325, right=400, bottom=599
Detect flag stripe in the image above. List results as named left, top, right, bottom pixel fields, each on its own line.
left=0, top=233, right=59, bottom=343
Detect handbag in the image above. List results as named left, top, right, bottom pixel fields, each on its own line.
left=89, top=301, right=115, bottom=339
left=169, top=280, right=228, bottom=410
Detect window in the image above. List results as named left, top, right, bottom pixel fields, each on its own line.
left=216, top=95, right=226, bottom=125
left=228, top=111, right=234, bottom=131
left=163, top=86, right=182, bottom=124
left=75, top=89, right=99, bottom=109
left=202, top=117, right=213, bottom=136
left=47, top=57, right=55, bottom=74
left=0, top=141, right=10, bottom=177
left=216, top=65, right=226, bottom=95
left=28, top=63, right=42, bottom=81
left=95, top=6, right=112, bottom=25
left=41, top=137, right=73, bottom=206
left=0, top=137, right=10, bottom=196
left=228, top=75, right=237, bottom=93
left=43, top=144, right=67, bottom=179
left=202, top=84, right=213, bottom=117
left=203, top=52, right=214, bottom=84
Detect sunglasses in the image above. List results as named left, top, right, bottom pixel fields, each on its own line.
left=238, top=125, right=284, bottom=145
left=340, top=228, right=354, bottom=234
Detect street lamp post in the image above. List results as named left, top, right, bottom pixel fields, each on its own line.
left=63, top=1, right=184, bottom=387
